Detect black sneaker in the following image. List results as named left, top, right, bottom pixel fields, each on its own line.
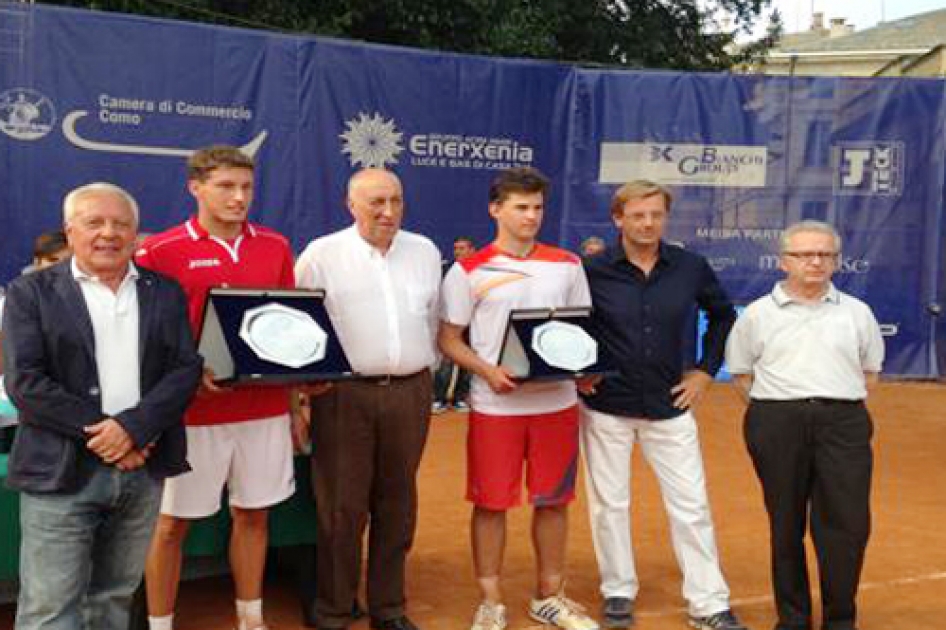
left=689, top=610, right=748, bottom=630
left=602, top=597, right=634, bottom=628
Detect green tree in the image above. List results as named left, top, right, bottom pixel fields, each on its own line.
left=39, top=0, right=781, bottom=70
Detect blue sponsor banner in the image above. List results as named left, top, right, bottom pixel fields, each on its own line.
left=696, top=307, right=746, bottom=382
left=0, top=2, right=297, bottom=256
left=1, top=2, right=944, bottom=377
left=570, top=71, right=946, bottom=377
left=297, top=37, right=575, bottom=255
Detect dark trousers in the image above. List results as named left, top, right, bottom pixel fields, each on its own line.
left=744, top=399, right=873, bottom=630
left=310, top=371, right=432, bottom=628
left=433, top=358, right=469, bottom=404
left=0, top=425, right=15, bottom=453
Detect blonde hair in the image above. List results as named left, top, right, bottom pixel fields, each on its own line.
left=610, top=180, right=672, bottom=217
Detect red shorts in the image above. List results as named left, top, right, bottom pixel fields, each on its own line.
left=466, top=405, right=579, bottom=510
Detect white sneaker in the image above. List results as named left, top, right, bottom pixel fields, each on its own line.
left=471, top=601, right=507, bottom=630
left=529, top=592, right=599, bottom=630
left=688, top=609, right=748, bottom=630
left=431, top=401, right=449, bottom=415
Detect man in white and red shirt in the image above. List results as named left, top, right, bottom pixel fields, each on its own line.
left=439, top=167, right=598, bottom=630
left=135, top=146, right=296, bottom=630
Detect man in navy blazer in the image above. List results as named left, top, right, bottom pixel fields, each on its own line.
left=1, top=182, right=203, bottom=630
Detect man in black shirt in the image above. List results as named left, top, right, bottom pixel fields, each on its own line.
left=580, top=180, right=747, bottom=630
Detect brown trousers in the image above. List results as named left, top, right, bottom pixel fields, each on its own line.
left=310, top=371, right=432, bottom=627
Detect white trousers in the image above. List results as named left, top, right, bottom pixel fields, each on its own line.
left=580, top=405, right=731, bottom=617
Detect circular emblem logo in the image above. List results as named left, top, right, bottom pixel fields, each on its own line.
left=0, top=88, right=57, bottom=141
left=340, top=112, right=404, bottom=168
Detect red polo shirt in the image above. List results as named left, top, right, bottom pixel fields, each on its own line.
left=136, top=218, right=294, bottom=426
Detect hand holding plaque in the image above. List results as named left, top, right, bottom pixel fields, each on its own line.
left=197, top=288, right=354, bottom=384
left=498, top=307, right=616, bottom=381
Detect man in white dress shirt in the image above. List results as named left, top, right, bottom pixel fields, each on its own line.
left=726, top=220, right=884, bottom=630
left=295, top=168, right=441, bottom=630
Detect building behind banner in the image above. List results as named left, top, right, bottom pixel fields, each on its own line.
left=1, top=2, right=944, bottom=377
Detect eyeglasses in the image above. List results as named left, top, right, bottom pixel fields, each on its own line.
left=782, top=251, right=838, bottom=262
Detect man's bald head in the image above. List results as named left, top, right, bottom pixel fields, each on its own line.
left=347, top=168, right=404, bottom=252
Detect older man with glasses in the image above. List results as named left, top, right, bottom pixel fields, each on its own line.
left=726, top=220, right=884, bottom=630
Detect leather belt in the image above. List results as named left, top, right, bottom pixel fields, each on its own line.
left=359, top=370, right=425, bottom=386
left=802, top=397, right=862, bottom=405
left=754, top=398, right=862, bottom=406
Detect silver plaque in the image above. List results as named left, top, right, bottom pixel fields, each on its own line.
left=531, top=321, right=597, bottom=372
left=239, top=303, right=327, bottom=368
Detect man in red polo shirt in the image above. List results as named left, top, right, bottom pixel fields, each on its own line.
left=136, top=145, right=296, bottom=630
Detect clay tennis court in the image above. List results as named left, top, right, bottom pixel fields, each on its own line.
left=1, top=381, right=943, bottom=630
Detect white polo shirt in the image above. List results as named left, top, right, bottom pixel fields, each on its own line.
left=72, top=259, right=142, bottom=416
left=725, top=282, right=884, bottom=401
left=295, top=226, right=441, bottom=376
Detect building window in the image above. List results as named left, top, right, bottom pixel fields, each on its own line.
left=803, top=120, right=832, bottom=167
left=801, top=201, right=827, bottom=220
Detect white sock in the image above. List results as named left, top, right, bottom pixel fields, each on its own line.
left=148, top=615, right=173, bottom=630
left=236, top=599, right=263, bottom=624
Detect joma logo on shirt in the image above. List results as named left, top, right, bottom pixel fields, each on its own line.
left=188, top=258, right=222, bottom=270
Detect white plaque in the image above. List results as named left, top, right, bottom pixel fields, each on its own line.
left=239, top=303, right=327, bottom=368
left=531, top=321, right=597, bottom=372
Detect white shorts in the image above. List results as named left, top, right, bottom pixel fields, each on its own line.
left=160, top=414, right=295, bottom=519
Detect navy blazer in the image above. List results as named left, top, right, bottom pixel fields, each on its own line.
left=1, top=259, right=203, bottom=493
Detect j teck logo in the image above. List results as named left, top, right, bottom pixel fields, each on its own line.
left=834, top=142, right=904, bottom=196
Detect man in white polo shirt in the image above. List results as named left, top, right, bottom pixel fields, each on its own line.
left=726, top=220, right=884, bottom=630
left=295, top=168, right=440, bottom=630
left=439, top=167, right=598, bottom=630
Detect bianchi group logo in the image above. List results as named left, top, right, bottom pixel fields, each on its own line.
left=339, top=111, right=534, bottom=171
left=340, top=112, right=405, bottom=168
left=0, top=88, right=56, bottom=141
left=599, top=142, right=767, bottom=188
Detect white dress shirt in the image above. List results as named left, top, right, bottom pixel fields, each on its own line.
left=72, top=259, right=142, bottom=416
left=726, top=282, right=884, bottom=400
left=295, top=226, right=441, bottom=376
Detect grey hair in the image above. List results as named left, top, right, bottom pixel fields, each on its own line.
left=779, top=220, right=841, bottom=253
left=63, top=183, right=140, bottom=226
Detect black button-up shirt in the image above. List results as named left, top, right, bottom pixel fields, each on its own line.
left=583, top=241, right=736, bottom=420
